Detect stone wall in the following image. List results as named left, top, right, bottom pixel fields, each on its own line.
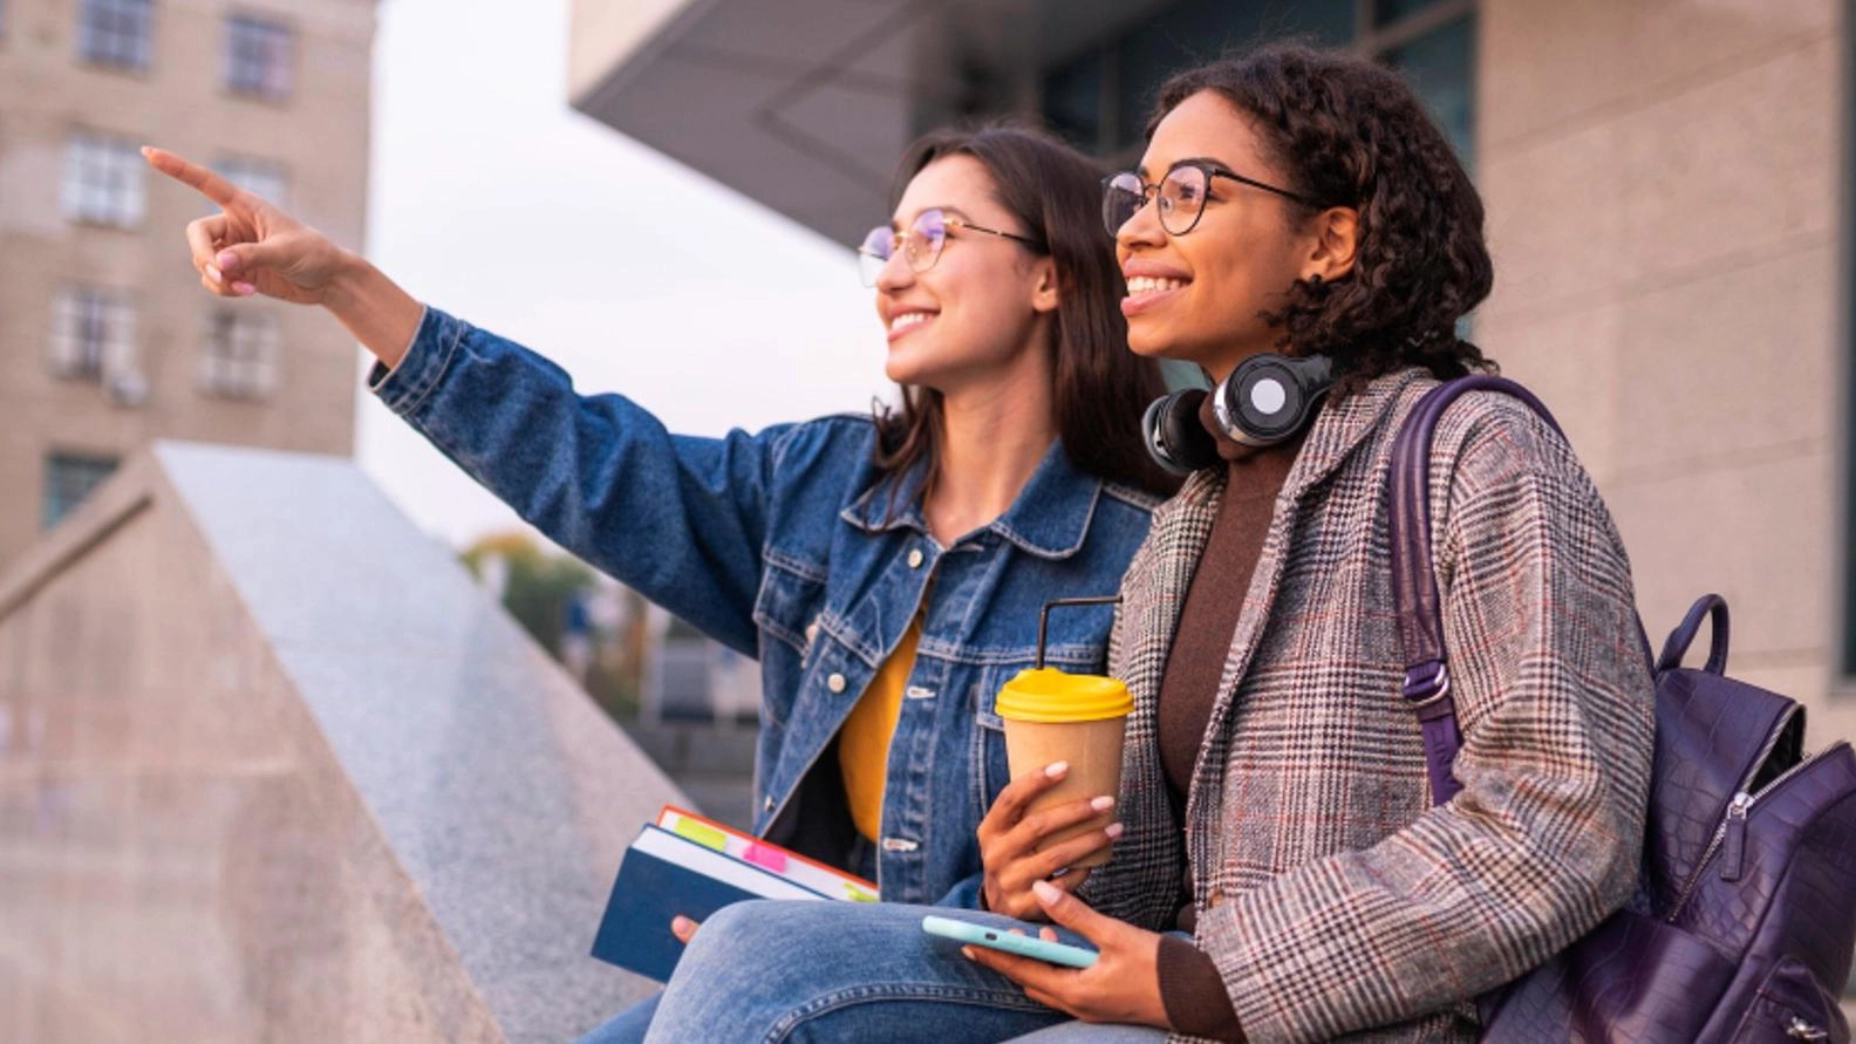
left=1478, top=0, right=1856, bottom=745
left=0, top=442, right=680, bottom=1043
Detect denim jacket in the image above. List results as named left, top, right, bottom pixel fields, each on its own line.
left=370, top=307, right=1160, bottom=906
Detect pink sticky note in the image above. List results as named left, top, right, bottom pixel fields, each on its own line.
left=743, top=843, right=788, bottom=873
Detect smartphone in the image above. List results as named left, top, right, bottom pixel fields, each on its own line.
left=921, top=914, right=1100, bottom=969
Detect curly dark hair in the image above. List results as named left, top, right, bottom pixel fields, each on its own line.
left=1152, top=44, right=1496, bottom=394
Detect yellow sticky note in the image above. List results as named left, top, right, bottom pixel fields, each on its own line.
left=672, top=818, right=728, bottom=852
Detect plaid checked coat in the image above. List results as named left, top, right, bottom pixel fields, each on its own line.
left=1077, top=368, right=1656, bottom=1043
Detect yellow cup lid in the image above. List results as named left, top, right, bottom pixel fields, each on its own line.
left=995, top=667, right=1133, bottom=723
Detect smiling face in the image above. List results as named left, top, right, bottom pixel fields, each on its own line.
left=874, top=155, right=1058, bottom=392
left=1116, top=91, right=1349, bottom=380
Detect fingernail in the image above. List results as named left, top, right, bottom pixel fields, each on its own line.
left=1105, top=822, right=1125, bottom=839
left=216, top=250, right=239, bottom=271
left=961, top=946, right=977, bottom=961
left=1090, top=795, right=1115, bottom=812
left=1032, top=880, right=1061, bottom=904
left=671, top=916, right=693, bottom=933
left=205, top=264, right=223, bottom=283
left=232, top=282, right=256, bottom=296
left=1045, top=761, right=1068, bottom=778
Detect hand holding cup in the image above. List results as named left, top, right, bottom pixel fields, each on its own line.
left=977, top=760, right=1123, bottom=920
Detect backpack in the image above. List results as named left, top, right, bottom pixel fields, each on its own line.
left=1389, top=375, right=1856, bottom=1043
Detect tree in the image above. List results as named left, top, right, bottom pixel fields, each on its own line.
left=458, top=531, right=647, bottom=722
left=460, top=531, right=595, bottom=659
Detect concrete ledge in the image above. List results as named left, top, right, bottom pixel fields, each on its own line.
left=0, top=441, right=685, bottom=1043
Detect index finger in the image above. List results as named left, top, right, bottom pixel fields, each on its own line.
left=964, top=942, right=1076, bottom=995
left=142, top=146, right=242, bottom=208
left=984, top=762, right=1070, bottom=830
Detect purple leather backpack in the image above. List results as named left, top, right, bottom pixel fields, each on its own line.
left=1389, top=375, right=1856, bottom=1043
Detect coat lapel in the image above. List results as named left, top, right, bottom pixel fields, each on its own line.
left=1181, top=369, right=1436, bottom=871
left=1124, top=466, right=1221, bottom=722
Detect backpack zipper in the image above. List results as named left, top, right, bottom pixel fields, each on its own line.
left=1665, top=706, right=1847, bottom=920
left=1666, top=705, right=1795, bottom=918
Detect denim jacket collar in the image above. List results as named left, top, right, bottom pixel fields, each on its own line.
left=839, top=440, right=1102, bottom=560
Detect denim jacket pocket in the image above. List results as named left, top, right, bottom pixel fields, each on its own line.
left=753, top=550, right=828, bottom=728
left=969, top=668, right=1016, bottom=825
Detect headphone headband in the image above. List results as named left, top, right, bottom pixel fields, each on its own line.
left=1142, top=353, right=1332, bottom=474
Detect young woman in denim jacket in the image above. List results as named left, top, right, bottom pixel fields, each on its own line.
left=144, top=126, right=1177, bottom=1033
left=606, top=46, right=1654, bottom=1044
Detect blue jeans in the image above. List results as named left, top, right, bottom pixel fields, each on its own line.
left=574, top=901, right=1170, bottom=1044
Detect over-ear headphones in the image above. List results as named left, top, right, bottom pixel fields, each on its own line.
left=1143, top=353, right=1333, bottom=476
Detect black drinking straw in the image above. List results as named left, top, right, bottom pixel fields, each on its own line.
left=1034, top=596, right=1124, bottom=669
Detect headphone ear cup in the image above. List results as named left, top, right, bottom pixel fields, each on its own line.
left=1143, top=389, right=1218, bottom=476
left=1216, top=354, right=1333, bottom=446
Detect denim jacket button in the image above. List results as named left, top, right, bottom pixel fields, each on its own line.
left=827, top=673, right=847, bottom=694
left=907, top=548, right=925, bottom=569
left=763, top=796, right=775, bottom=812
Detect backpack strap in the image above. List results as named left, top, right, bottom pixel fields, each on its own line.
left=1388, top=375, right=1565, bottom=806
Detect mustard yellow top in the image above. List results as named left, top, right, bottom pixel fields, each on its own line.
left=994, top=667, right=1133, bottom=723
left=839, top=615, right=923, bottom=841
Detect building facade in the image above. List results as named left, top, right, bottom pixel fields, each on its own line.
left=568, top=0, right=1856, bottom=744
left=0, top=0, right=376, bottom=568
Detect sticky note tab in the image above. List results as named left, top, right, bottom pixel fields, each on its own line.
left=671, top=818, right=728, bottom=852
left=743, top=843, right=788, bottom=873
left=843, top=883, right=877, bottom=903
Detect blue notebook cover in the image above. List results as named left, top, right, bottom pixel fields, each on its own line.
left=591, top=824, right=829, bottom=982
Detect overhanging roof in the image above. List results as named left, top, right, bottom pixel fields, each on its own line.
left=567, top=0, right=1174, bottom=248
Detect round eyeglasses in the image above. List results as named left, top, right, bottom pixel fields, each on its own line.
left=1101, top=161, right=1323, bottom=238
left=859, top=207, right=1041, bottom=287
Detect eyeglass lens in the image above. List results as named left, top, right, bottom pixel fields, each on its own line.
left=858, top=208, right=949, bottom=286
left=1102, top=166, right=1210, bottom=238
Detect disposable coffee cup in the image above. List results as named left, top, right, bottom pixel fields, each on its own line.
left=995, top=666, right=1133, bottom=870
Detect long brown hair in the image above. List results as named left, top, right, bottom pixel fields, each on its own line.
left=871, top=124, right=1178, bottom=500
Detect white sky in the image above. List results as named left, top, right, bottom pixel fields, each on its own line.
left=355, top=0, right=894, bottom=549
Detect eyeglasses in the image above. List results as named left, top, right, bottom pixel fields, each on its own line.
left=1101, top=161, right=1323, bottom=238
left=859, top=207, right=1041, bottom=287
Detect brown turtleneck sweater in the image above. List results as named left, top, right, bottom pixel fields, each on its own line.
left=1153, top=394, right=1309, bottom=1044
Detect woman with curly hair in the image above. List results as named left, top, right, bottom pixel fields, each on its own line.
left=633, top=44, right=1654, bottom=1043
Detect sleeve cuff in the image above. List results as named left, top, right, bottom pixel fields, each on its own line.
left=1158, top=935, right=1245, bottom=1043
left=368, top=304, right=460, bottom=416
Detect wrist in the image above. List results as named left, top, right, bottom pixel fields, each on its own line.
left=323, top=251, right=423, bottom=369
left=322, top=249, right=372, bottom=313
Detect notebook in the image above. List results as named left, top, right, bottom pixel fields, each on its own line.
left=590, top=805, right=878, bottom=982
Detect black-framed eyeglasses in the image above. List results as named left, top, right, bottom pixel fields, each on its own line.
left=859, top=207, right=1041, bottom=287
left=1101, top=161, right=1323, bottom=238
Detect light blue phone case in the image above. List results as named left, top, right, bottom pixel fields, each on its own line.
left=921, top=914, right=1100, bottom=969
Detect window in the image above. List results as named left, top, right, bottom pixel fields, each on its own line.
left=43, top=454, right=119, bottom=529
left=223, top=14, right=293, bottom=101
left=1843, top=0, right=1856, bottom=678
left=1035, top=0, right=1474, bottom=166
left=62, top=132, right=145, bottom=227
left=50, top=286, right=134, bottom=381
left=1370, top=3, right=1477, bottom=172
left=1374, top=0, right=1452, bottom=28
left=78, top=0, right=152, bottom=72
left=200, top=310, right=280, bottom=399
left=1038, top=0, right=1354, bottom=157
left=214, top=155, right=289, bottom=207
